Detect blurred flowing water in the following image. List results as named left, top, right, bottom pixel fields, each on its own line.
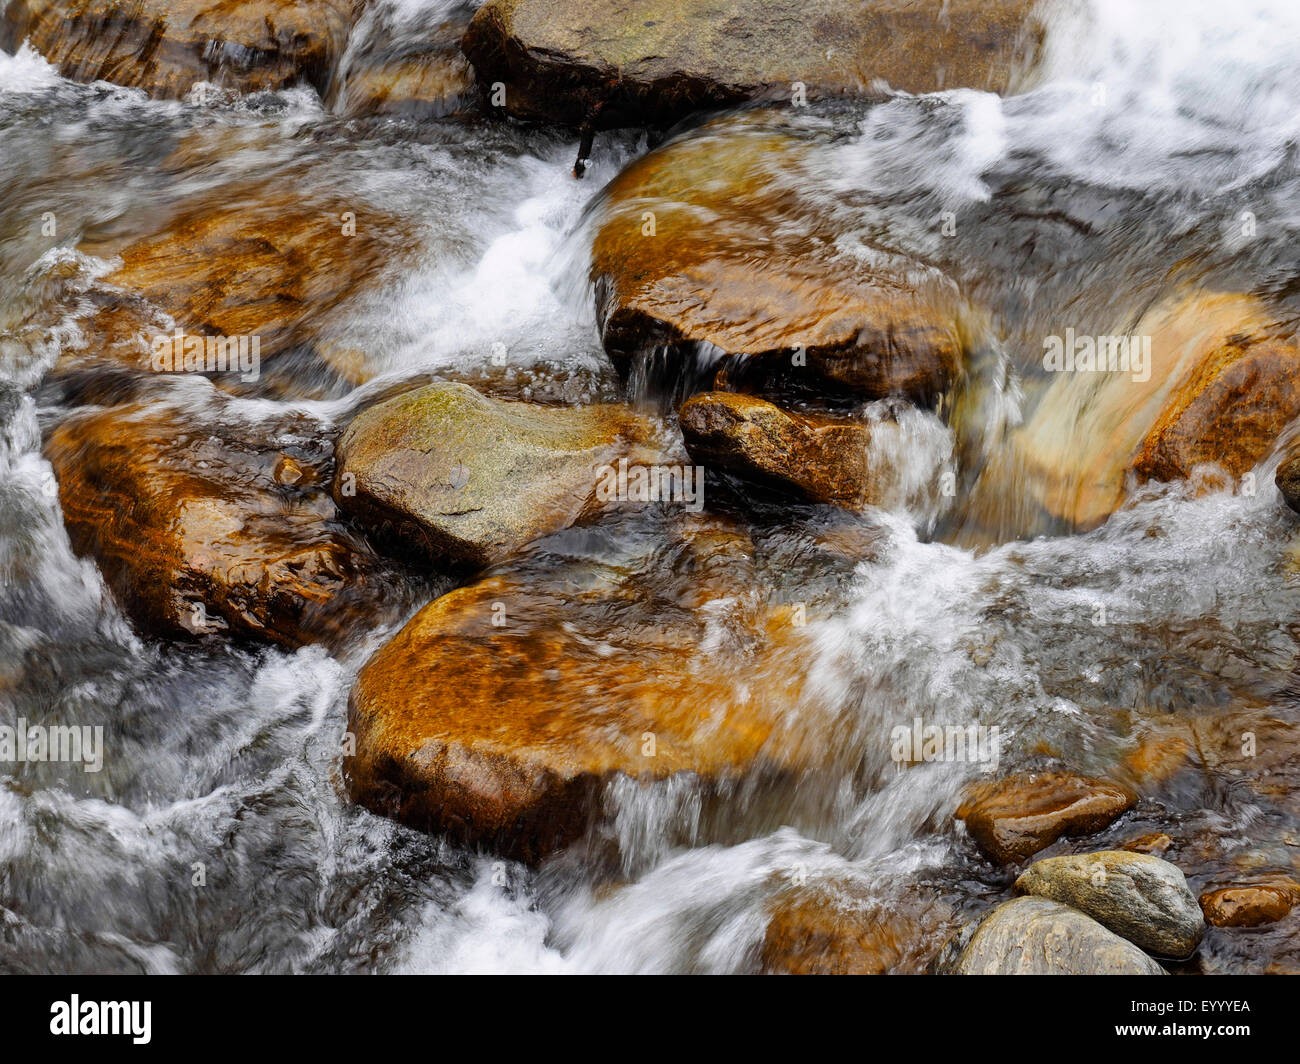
left=0, top=0, right=1298, bottom=973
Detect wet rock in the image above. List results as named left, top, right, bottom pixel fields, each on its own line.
left=462, top=0, right=1044, bottom=129
left=1131, top=327, right=1300, bottom=486
left=44, top=396, right=409, bottom=647
left=334, top=382, right=659, bottom=566
left=590, top=113, right=964, bottom=401
left=1014, top=851, right=1204, bottom=957
left=1122, top=833, right=1174, bottom=857
left=761, top=880, right=956, bottom=975
left=329, top=2, right=476, bottom=120
left=2, top=0, right=353, bottom=98
left=1275, top=448, right=1300, bottom=514
left=1123, top=727, right=1195, bottom=787
left=343, top=545, right=801, bottom=862
left=86, top=190, right=414, bottom=377
left=946, top=897, right=1167, bottom=975
left=957, top=771, right=1136, bottom=864
left=678, top=392, right=874, bottom=507
left=1006, top=292, right=1300, bottom=531
left=1190, top=710, right=1300, bottom=818
left=1199, top=882, right=1298, bottom=927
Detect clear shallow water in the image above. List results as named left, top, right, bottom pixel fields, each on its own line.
left=0, top=0, right=1298, bottom=973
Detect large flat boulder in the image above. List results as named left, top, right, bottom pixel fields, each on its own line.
left=344, top=530, right=802, bottom=861
left=334, top=381, right=657, bottom=566
left=590, top=112, right=964, bottom=401
left=462, top=0, right=1044, bottom=128
left=44, top=395, right=410, bottom=647
left=1, top=0, right=353, bottom=98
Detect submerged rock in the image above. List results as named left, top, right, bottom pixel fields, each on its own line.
left=590, top=113, right=964, bottom=401
left=1014, top=851, right=1204, bottom=957
left=761, top=880, right=956, bottom=975
left=344, top=530, right=804, bottom=862
left=44, top=396, right=409, bottom=647
left=957, top=771, right=1135, bottom=865
left=334, top=382, right=659, bottom=566
left=462, top=0, right=1043, bottom=129
left=947, top=897, right=1166, bottom=975
left=2, top=0, right=353, bottom=98
left=679, top=392, right=873, bottom=507
left=1199, top=881, right=1300, bottom=928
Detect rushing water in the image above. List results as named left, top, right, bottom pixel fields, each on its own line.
left=1, top=0, right=1299, bottom=974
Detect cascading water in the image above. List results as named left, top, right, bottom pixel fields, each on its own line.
left=0, top=0, right=1298, bottom=976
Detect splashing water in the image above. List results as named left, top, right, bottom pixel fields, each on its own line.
left=1, top=0, right=1298, bottom=974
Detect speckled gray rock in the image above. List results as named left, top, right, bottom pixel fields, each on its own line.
left=1014, top=851, right=1204, bottom=958
left=947, top=897, right=1167, bottom=975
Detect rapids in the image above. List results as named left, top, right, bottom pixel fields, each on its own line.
left=1, top=0, right=1298, bottom=973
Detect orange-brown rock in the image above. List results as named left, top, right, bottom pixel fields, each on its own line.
left=1, top=0, right=352, bottom=98
left=1275, top=444, right=1300, bottom=514
left=1123, top=727, right=1194, bottom=787
left=590, top=111, right=964, bottom=401
left=986, top=292, right=1300, bottom=534
left=344, top=553, right=805, bottom=861
left=678, top=392, right=873, bottom=507
left=1189, top=710, right=1300, bottom=816
left=1199, top=881, right=1300, bottom=927
left=44, top=396, right=409, bottom=647
left=1131, top=328, right=1300, bottom=485
left=1122, top=833, right=1174, bottom=857
left=463, top=0, right=1044, bottom=129
left=761, top=880, right=956, bottom=975
left=84, top=190, right=413, bottom=377
left=957, top=771, right=1136, bottom=864
left=333, top=53, right=475, bottom=120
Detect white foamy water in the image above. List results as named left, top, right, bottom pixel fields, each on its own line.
left=1, top=0, right=1298, bottom=974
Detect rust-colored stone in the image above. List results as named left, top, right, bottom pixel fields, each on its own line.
left=1200, top=882, right=1300, bottom=928
left=44, top=397, right=407, bottom=647
left=1132, top=330, right=1300, bottom=485
left=589, top=111, right=964, bottom=401
left=761, top=881, right=956, bottom=975
left=679, top=392, right=873, bottom=506
left=2, top=0, right=353, bottom=98
left=957, top=771, right=1136, bottom=864
left=344, top=567, right=803, bottom=862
